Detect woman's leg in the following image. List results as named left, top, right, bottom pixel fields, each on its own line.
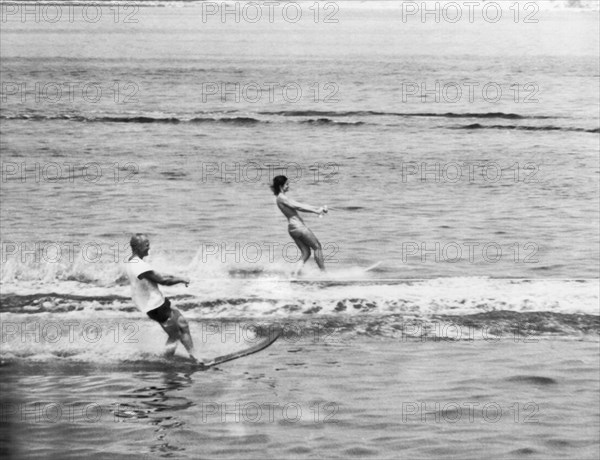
left=301, top=227, right=325, bottom=271
left=290, top=234, right=311, bottom=276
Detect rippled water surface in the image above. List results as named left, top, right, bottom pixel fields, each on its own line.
left=2, top=337, right=599, bottom=460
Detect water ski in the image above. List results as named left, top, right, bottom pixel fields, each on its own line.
left=364, top=261, right=382, bottom=272
left=198, top=326, right=281, bottom=369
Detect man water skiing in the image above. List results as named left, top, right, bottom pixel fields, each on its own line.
left=124, top=233, right=199, bottom=362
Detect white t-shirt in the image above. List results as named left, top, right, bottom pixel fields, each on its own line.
left=124, top=256, right=165, bottom=313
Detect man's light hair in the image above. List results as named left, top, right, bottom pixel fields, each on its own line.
left=130, top=233, right=148, bottom=251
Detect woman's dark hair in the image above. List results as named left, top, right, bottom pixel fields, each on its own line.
left=270, top=175, right=288, bottom=196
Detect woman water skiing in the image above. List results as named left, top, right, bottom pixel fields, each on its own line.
left=271, top=175, right=328, bottom=275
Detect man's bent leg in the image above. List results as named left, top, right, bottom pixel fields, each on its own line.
left=162, top=307, right=196, bottom=361
left=159, top=313, right=195, bottom=361
left=159, top=319, right=180, bottom=356
left=164, top=336, right=178, bottom=356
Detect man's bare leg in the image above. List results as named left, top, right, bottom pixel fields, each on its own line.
left=173, top=308, right=196, bottom=359
left=160, top=308, right=197, bottom=362
left=164, top=336, right=177, bottom=357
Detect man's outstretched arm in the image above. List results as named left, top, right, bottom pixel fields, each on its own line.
left=140, top=270, right=190, bottom=287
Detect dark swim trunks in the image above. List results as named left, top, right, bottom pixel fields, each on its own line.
left=147, top=298, right=172, bottom=323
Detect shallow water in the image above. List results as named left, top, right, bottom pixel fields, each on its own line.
left=2, top=336, right=599, bottom=459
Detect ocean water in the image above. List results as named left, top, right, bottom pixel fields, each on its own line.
left=1, top=2, right=599, bottom=459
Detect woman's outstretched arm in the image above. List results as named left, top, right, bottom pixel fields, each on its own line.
left=279, top=194, right=325, bottom=214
